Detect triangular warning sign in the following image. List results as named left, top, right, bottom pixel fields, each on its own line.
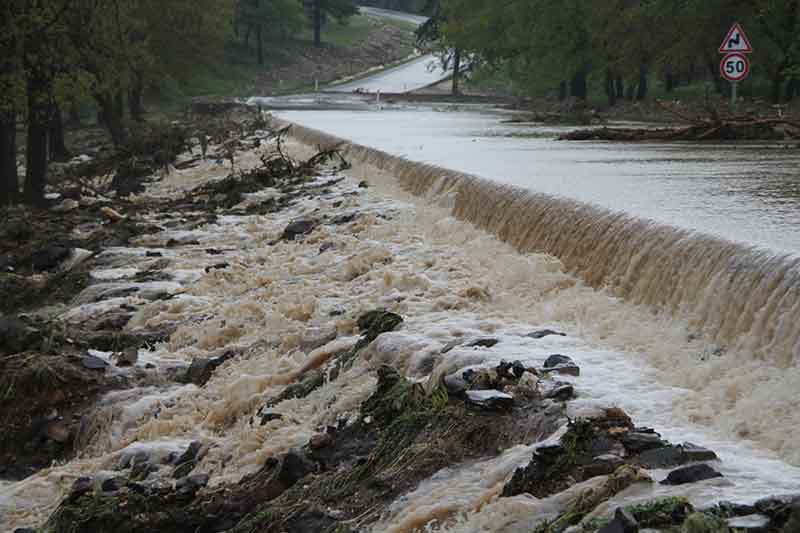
left=719, top=23, right=753, bottom=53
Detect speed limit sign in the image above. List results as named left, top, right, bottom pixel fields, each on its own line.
left=720, top=53, right=750, bottom=82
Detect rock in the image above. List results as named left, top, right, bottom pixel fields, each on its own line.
left=543, top=354, right=572, bottom=367
left=44, top=420, right=70, bottom=443
left=60, top=248, right=93, bottom=271
left=29, top=245, right=71, bottom=271
left=443, top=372, right=469, bottom=395
left=309, top=433, right=332, bottom=450
left=14, top=528, right=37, bottom=533
left=81, top=354, right=109, bottom=370
left=281, top=218, right=317, bottom=241
left=660, top=463, right=723, bottom=485
left=184, top=352, right=233, bottom=386
left=114, top=347, right=138, bottom=367
left=146, top=251, right=164, bottom=257
left=496, top=360, right=526, bottom=380
left=527, top=329, right=566, bottom=339
left=173, top=460, right=198, bottom=479
left=755, top=494, right=800, bottom=525
left=176, top=441, right=203, bottom=465
left=465, top=337, right=500, bottom=349
left=356, top=310, right=403, bottom=341
left=68, top=477, right=94, bottom=500
left=622, top=431, right=668, bottom=453
left=358, top=180, right=369, bottom=188
left=637, top=442, right=718, bottom=469
left=541, top=381, right=575, bottom=401
left=635, top=446, right=684, bottom=469
left=258, top=412, right=284, bottom=426
left=205, top=248, right=223, bottom=255
left=681, top=442, right=719, bottom=462
left=319, top=242, right=335, bottom=254
left=331, top=212, right=358, bottom=225
left=599, top=507, right=639, bottom=533
left=182, top=473, right=209, bottom=489
left=716, top=501, right=757, bottom=517
left=727, top=514, right=771, bottom=531
left=130, top=456, right=157, bottom=481
left=545, top=363, right=580, bottom=377
left=204, top=262, right=230, bottom=273
left=584, top=453, right=625, bottom=477
left=300, top=325, right=338, bottom=353
left=461, top=368, right=497, bottom=390
left=101, top=476, right=126, bottom=492
left=465, top=390, right=514, bottom=411
left=440, top=339, right=462, bottom=354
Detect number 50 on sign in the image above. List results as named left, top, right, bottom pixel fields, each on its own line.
left=720, top=53, right=750, bottom=82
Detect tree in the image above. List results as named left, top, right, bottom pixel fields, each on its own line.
left=303, top=0, right=358, bottom=47
left=238, top=0, right=304, bottom=64
left=0, top=1, right=23, bottom=206
left=416, top=0, right=468, bottom=95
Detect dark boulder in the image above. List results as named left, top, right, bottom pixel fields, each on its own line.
left=464, top=390, right=514, bottom=411
left=184, top=352, right=233, bottom=386
left=599, top=507, right=639, bottom=533
left=81, top=354, right=109, bottom=370
left=28, top=245, right=71, bottom=271
left=622, top=429, right=668, bottom=453
left=543, top=354, right=580, bottom=376
left=465, top=337, right=500, bottom=349
left=527, top=329, right=566, bottom=339
left=661, top=463, right=723, bottom=485
left=356, top=310, right=403, bottom=342
left=281, top=219, right=318, bottom=241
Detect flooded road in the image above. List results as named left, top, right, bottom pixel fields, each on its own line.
left=276, top=107, right=800, bottom=255
left=326, top=56, right=452, bottom=94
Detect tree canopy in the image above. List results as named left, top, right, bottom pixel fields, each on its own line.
left=433, top=0, right=800, bottom=104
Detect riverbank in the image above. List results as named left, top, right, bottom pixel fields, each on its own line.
left=2, top=109, right=799, bottom=532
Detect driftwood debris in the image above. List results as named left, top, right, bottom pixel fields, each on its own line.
left=560, top=101, right=800, bottom=142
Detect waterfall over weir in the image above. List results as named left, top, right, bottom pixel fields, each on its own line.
left=276, top=118, right=800, bottom=366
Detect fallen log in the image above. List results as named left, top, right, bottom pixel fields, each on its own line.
left=559, top=120, right=800, bottom=142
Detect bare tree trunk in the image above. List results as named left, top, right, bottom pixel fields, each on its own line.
left=129, top=71, right=145, bottom=122
left=636, top=63, right=648, bottom=100
left=570, top=71, right=587, bottom=101
left=772, top=71, right=786, bottom=104
left=558, top=81, right=568, bottom=101
left=604, top=70, right=616, bottom=107
left=48, top=103, right=69, bottom=161
left=97, top=92, right=127, bottom=147
left=0, top=110, right=18, bottom=206
left=257, top=24, right=264, bottom=65
left=451, top=48, right=462, bottom=95
left=24, top=77, right=50, bottom=207
left=313, top=0, right=322, bottom=47
left=707, top=57, right=724, bottom=94
left=615, top=76, right=624, bottom=99
left=665, top=66, right=674, bottom=93
left=68, top=102, right=81, bottom=127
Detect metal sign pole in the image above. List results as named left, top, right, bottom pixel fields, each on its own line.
left=731, top=81, right=738, bottom=113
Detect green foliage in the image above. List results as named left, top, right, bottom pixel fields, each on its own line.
left=435, top=0, right=800, bottom=103
left=681, top=512, right=730, bottom=533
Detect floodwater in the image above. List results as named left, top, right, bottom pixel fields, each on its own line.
left=277, top=106, right=800, bottom=255
left=5, top=21, right=800, bottom=531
